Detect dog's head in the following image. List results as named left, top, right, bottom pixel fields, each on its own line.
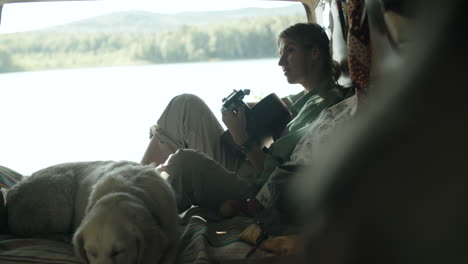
left=72, top=193, right=169, bottom=264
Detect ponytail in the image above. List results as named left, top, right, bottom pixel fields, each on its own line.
left=330, top=60, right=342, bottom=83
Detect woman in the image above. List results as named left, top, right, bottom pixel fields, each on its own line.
left=141, top=23, right=345, bottom=213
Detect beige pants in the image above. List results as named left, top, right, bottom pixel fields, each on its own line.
left=149, top=94, right=255, bottom=212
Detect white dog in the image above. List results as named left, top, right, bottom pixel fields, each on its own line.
left=7, top=161, right=179, bottom=264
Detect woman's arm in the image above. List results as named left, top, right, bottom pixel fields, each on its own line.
left=222, top=106, right=265, bottom=173
left=280, top=97, right=293, bottom=109
left=239, top=145, right=265, bottom=173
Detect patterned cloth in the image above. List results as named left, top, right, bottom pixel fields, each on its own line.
left=178, top=207, right=274, bottom=263
left=290, top=94, right=357, bottom=165
left=346, top=0, right=371, bottom=103
left=0, top=206, right=273, bottom=264
left=0, top=235, right=80, bottom=264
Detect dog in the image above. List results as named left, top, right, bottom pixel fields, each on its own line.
left=7, top=161, right=179, bottom=264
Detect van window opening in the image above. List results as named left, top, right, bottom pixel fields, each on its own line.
left=0, top=1, right=308, bottom=175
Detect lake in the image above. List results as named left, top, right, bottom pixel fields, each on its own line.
left=0, top=58, right=302, bottom=175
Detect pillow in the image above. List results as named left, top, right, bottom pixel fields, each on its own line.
left=289, top=94, right=357, bottom=165
left=255, top=95, right=357, bottom=208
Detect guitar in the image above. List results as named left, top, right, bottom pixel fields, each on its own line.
left=221, top=89, right=292, bottom=152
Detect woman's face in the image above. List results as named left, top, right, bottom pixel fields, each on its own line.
left=278, top=39, right=315, bottom=87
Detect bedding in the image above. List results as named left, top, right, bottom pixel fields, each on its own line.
left=0, top=235, right=80, bottom=263
left=0, top=207, right=272, bottom=264
left=178, top=207, right=273, bottom=263
left=0, top=165, right=274, bottom=264
left=1, top=169, right=272, bottom=263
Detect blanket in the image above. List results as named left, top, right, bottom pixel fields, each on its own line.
left=0, top=163, right=282, bottom=264
left=0, top=206, right=273, bottom=264
left=179, top=207, right=274, bottom=263
left=0, top=234, right=80, bottom=263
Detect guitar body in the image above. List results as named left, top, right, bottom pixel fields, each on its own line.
left=247, top=93, right=292, bottom=147
left=221, top=93, right=292, bottom=152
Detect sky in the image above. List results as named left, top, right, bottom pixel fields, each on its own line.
left=0, top=0, right=299, bottom=33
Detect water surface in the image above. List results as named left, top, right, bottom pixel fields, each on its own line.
left=0, top=58, right=302, bottom=175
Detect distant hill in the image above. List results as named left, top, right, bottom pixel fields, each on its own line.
left=1, top=5, right=306, bottom=72
left=45, top=5, right=305, bottom=33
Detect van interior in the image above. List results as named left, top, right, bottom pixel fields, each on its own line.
left=0, top=0, right=467, bottom=263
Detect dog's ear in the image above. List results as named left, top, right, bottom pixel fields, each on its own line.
left=72, top=227, right=89, bottom=264
left=133, top=221, right=170, bottom=264
left=133, top=226, right=145, bottom=264
left=150, top=224, right=172, bottom=264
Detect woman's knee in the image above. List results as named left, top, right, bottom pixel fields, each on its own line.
left=158, top=94, right=212, bottom=128
left=159, top=149, right=209, bottom=211
left=166, top=148, right=205, bottom=167
left=169, top=94, right=207, bottom=109
left=162, top=148, right=225, bottom=182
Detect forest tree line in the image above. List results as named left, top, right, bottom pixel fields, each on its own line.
left=0, top=16, right=303, bottom=73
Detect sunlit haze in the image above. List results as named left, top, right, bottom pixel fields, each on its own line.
left=0, top=0, right=305, bottom=175
left=0, top=0, right=299, bottom=33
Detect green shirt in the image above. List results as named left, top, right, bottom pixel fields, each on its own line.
left=254, top=81, right=344, bottom=189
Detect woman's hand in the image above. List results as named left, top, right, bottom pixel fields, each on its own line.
left=223, top=106, right=265, bottom=173
left=222, top=106, right=249, bottom=146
